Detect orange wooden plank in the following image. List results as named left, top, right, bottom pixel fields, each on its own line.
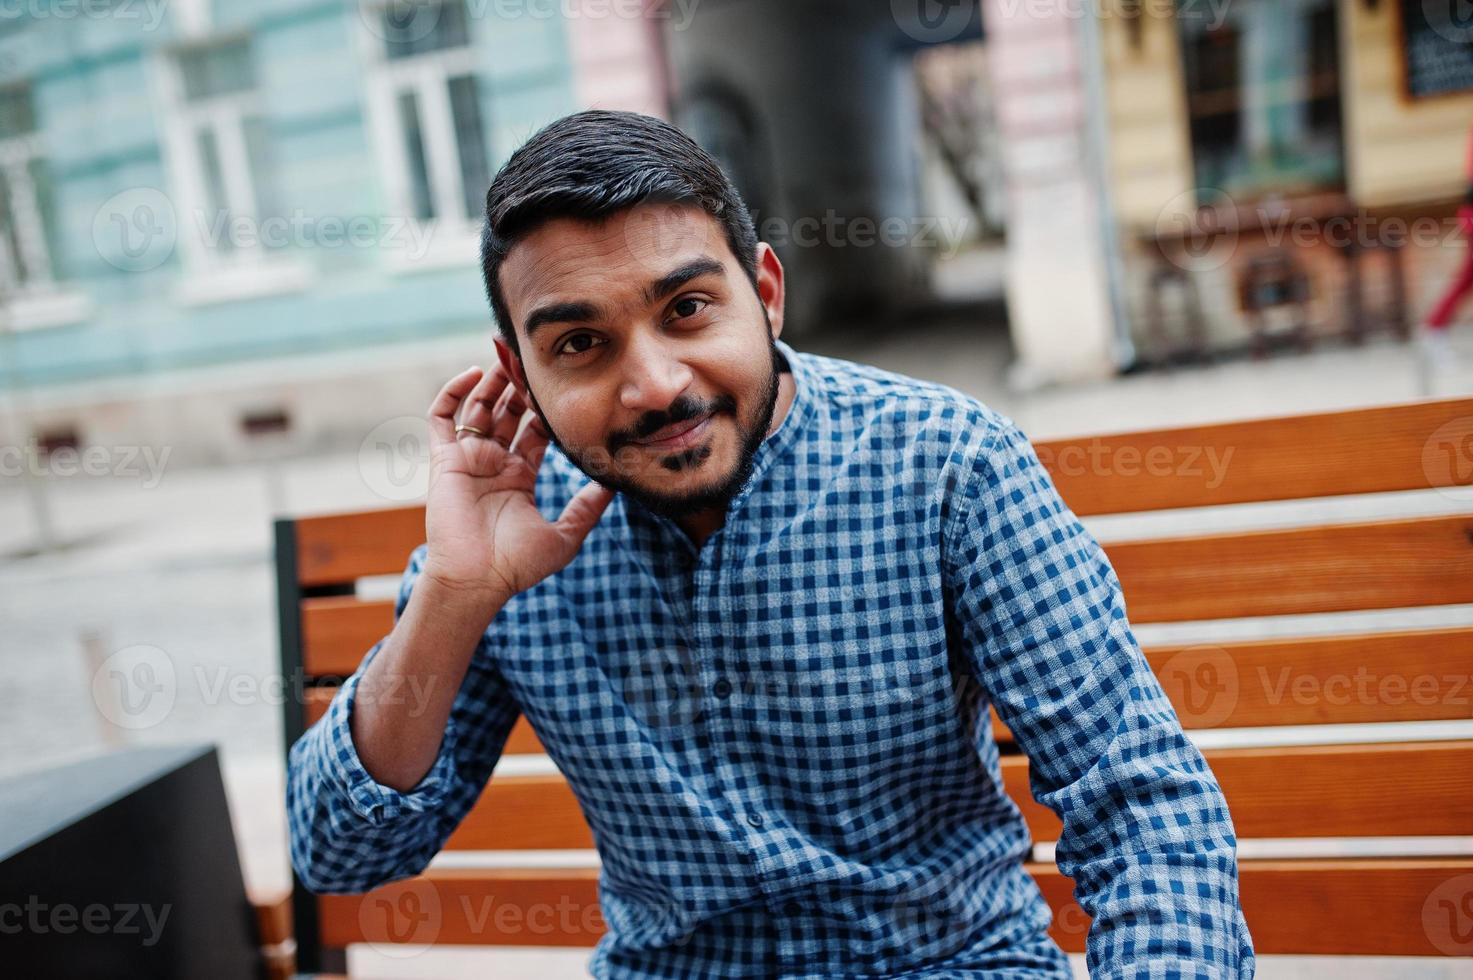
left=1037, top=397, right=1473, bottom=516
left=1034, top=858, right=1473, bottom=956
left=294, top=506, right=425, bottom=589
left=317, top=860, right=1473, bottom=956
left=991, top=626, right=1473, bottom=746
left=1107, top=515, right=1473, bottom=622
left=302, top=597, right=394, bottom=676
left=1003, top=740, right=1473, bottom=842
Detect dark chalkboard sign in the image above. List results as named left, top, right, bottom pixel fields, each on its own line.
left=1400, top=0, right=1473, bottom=99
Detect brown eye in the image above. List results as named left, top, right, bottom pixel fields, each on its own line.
left=671, top=297, right=706, bottom=320
left=558, top=333, right=603, bottom=356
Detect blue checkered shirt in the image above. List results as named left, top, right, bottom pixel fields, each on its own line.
left=288, top=338, right=1255, bottom=978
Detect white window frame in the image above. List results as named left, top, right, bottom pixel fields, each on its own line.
left=358, top=0, right=487, bottom=272
left=0, top=92, right=91, bottom=331
left=154, top=36, right=309, bottom=305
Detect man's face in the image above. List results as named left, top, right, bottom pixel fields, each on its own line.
left=496, top=202, right=787, bottom=519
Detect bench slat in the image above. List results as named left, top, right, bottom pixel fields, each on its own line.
left=297, top=514, right=1473, bottom=678
left=303, top=626, right=1473, bottom=739
left=991, top=625, right=1473, bottom=743
left=295, top=506, right=425, bottom=589
left=1037, top=397, right=1473, bottom=516
left=287, top=400, right=1473, bottom=587
left=317, top=859, right=1473, bottom=955
left=1110, top=515, right=1473, bottom=622
left=334, top=740, right=1472, bottom=851
left=1036, top=858, right=1473, bottom=956
left=1003, top=739, right=1473, bottom=841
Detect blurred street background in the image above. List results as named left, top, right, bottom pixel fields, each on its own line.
left=3, top=1, right=1473, bottom=977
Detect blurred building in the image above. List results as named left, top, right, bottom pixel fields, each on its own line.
left=1100, top=0, right=1473, bottom=366
left=4, top=0, right=1471, bottom=468
left=0, top=0, right=665, bottom=465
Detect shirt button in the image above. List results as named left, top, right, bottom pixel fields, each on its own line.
left=713, top=678, right=732, bottom=698
left=745, top=812, right=764, bottom=829
left=781, top=900, right=801, bottom=916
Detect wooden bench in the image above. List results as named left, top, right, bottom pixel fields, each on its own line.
left=263, top=395, right=1473, bottom=974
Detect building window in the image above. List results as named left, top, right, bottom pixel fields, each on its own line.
left=1177, top=0, right=1343, bottom=201
left=0, top=83, right=59, bottom=291
left=161, top=36, right=273, bottom=268
left=364, top=0, right=491, bottom=238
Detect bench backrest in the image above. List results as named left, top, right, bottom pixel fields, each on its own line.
left=278, top=397, right=1473, bottom=968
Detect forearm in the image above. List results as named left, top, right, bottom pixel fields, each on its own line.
left=351, top=571, right=507, bottom=791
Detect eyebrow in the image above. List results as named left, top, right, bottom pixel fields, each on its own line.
left=521, top=256, right=728, bottom=342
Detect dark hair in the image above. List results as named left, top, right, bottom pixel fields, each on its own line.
left=479, top=109, right=759, bottom=357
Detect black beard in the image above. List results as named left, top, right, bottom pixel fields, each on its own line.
left=525, top=338, right=784, bottom=521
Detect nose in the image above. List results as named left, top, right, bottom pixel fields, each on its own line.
left=618, top=330, right=693, bottom=414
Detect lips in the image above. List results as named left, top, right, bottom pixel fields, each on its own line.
left=633, top=412, right=713, bottom=450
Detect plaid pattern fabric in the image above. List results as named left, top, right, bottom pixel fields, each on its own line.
left=288, top=338, right=1255, bottom=978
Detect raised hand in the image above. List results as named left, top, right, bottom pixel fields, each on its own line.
left=421, top=364, right=614, bottom=604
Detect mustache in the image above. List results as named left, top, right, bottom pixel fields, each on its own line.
left=610, top=392, right=738, bottom=451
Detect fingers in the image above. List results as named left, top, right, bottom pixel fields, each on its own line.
left=508, top=407, right=551, bottom=468
left=455, top=363, right=512, bottom=441
left=428, top=367, right=485, bottom=446
left=555, top=480, right=615, bottom=545
left=487, top=382, right=528, bottom=446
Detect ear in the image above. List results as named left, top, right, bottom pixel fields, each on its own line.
left=494, top=336, right=529, bottom=396
left=753, top=241, right=785, bottom=341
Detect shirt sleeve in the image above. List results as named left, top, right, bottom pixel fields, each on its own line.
left=942, top=415, right=1256, bottom=980
left=286, top=543, right=524, bottom=894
